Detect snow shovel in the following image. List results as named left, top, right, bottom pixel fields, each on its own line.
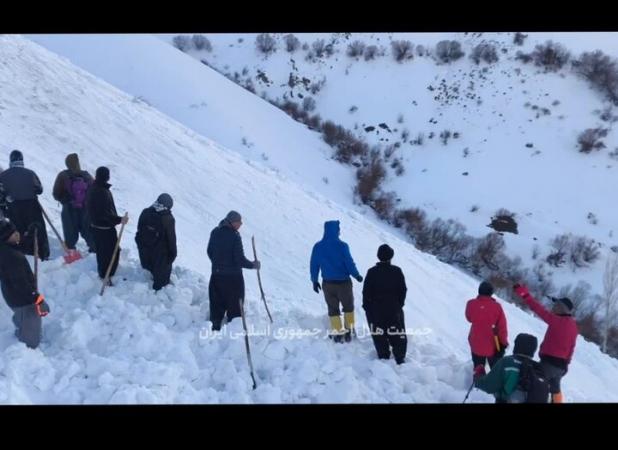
left=40, top=204, right=82, bottom=264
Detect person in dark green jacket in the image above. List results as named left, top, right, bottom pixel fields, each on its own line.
left=474, top=333, right=539, bottom=403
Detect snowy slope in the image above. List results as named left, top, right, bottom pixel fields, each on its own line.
left=26, top=33, right=356, bottom=208
left=2, top=35, right=618, bottom=403
left=146, top=32, right=618, bottom=315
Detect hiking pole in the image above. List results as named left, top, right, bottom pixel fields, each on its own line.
left=251, top=236, right=273, bottom=323
left=100, top=213, right=128, bottom=296
left=239, top=297, right=257, bottom=390
left=463, top=379, right=475, bottom=403
left=39, top=203, right=82, bottom=264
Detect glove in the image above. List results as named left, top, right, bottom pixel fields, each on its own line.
left=253, top=260, right=261, bottom=270
left=27, top=223, right=38, bottom=235
left=34, top=294, right=50, bottom=317
left=513, top=284, right=531, bottom=300
left=473, top=364, right=486, bottom=380
left=496, top=343, right=507, bottom=358
left=355, top=275, right=363, bottom=283
left=313, top=281, right=321, bottom=294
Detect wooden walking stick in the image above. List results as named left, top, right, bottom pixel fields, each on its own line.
left=100, top=213, right=128, bottom=296
left=40, top=204, right=82, bottom=264
left=251, top=236, right=273, bottom=323
left=34, top=231, right=39, bottom=291
left=239, top=297, right=258, bottom=390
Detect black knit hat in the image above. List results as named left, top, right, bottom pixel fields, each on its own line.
left=478, top=281, right=494, bottom=296
left=10, top=150, right=23, bottom=162
left=0, top=218, right=17, bottom=242
left=513, top=333, right=538, bottom=358
left=226, top=210, right=242, bottom=223
left=377, top=244, right=394, bottom=262
left=551, top=297, right=574, bottom=312
left=95, top=166, right=110, bottom=183
left=157, top=193, right=173, bottom=209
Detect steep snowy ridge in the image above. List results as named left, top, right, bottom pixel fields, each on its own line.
left=1, top=35, right=618, bottom=403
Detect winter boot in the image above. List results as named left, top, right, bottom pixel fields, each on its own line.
left=329, top=315, right=344, bottom=343
left=343, top=312, right=355, bottom=342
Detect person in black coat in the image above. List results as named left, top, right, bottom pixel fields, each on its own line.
left=206, top=210, right=260, bottom=330
left=0, top=150, right=49, bottom=259
left=0, top=218, right=51, bottom=349
left=362, top=244, right=408, bottom=364
left=86, top=166, right=129, bottom=282
left=135, top=193, right=177, bottom=291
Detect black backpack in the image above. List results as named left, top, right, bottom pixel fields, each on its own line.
left=137, top=208, right=164, bottom=248
left=516, top=358, right=550, bottom=403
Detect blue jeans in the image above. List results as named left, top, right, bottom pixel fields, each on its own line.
left=61, top=204, right=95, bottom=251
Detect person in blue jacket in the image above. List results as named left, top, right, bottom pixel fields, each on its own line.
left=310, top=220, right=363, bottom=343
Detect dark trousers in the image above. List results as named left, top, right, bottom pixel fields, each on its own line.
left=322, top=280, right=354, bottom=316
left=12, top=304, right=42, bottom=349
left=366, top=308, right=407, bottom=363
left=139, top=246, right=173, bottom=291
left=61, top=204, right=95, bottom=251
left=540, top=360, right=567, bottom=394
left=7, top=200, right=49, bottom=260
left=472, top=352, right=501, bottom=370
left=91, top=227, right=120, bottom=279
left=209, top=273, right=245, bottom=329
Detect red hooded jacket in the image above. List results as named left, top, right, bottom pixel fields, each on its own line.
left=465, top=295, right=508, bottom=357
left=524, top=294, right=578, bottom=364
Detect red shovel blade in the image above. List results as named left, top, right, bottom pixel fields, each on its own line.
left=63, top=249, right=82, bottom=264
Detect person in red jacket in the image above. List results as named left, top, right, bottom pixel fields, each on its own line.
left=465, top=281, right=509, bottom=377
left=513, top=284, right=578, bottom=404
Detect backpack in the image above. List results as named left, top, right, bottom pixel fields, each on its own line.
left=65, top=173, right=89, bottom=209
left=137, top=208, right=164, bottom=248
left=514, top=358, right=550, bottom=403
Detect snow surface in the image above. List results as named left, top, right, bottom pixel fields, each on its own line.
left=1, top=34, right=617, bottom=403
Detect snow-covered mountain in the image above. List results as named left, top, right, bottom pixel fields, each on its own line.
left=2, top=34, right=617, bottom=403
left=150, top=32, right=618, bottom=318
left=30, top=32, right=618, bottom=329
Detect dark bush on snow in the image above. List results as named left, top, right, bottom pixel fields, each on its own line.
left=391, top=40, right=414, bottom=63
left=255, top=33, right=277, bottom=56
left=470, top=43, right=499, bottom=64
left=435, top=40, right=465, bottom=63
left=192, top=34, right=212, bottom=52
left=531, top=41, right=570, bottom=72
left=284, top=34, right=301, bottom=53
left=577, top=128, right=609, bottom=153
left=355, top=151, right=387, bottom=203
left=347, top=41, right=366, bottom=58
left=172, top=35, right=191, bottom=52
left=572, top=50, right=618, bottom=104
left=364, top=45, right=379, bottom=61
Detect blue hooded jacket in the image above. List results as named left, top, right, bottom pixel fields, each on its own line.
left=310, top=220, right=360, bottom=283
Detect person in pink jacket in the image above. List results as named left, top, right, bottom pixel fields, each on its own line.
left=513, top=284, right=578, bottom=403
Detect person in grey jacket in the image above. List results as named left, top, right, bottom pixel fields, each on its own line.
left=0, top=150, right=49, bottom=259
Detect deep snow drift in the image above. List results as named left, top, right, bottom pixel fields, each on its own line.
left=1, top=35, right=618, bottom=403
